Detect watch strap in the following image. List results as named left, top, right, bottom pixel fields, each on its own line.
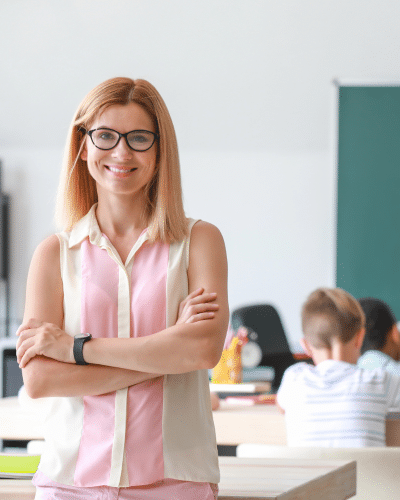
left=73, top=334, right=91, bottom=365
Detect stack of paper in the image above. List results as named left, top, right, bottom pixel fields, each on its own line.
left=225, top=394, right=277, bottom=406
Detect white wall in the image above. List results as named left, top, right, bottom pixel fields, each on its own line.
left=1, top=0, right=399, bottom=348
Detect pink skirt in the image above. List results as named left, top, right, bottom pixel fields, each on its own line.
left=33, top=471, right=218, bottom=500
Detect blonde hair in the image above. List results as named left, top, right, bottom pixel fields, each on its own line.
left=301, top=288, right=365, bottom=348
left=55, top=77, right=187, bottom=243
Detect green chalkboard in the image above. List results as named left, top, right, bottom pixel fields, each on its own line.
left=336, top=85, right=400, bottom=318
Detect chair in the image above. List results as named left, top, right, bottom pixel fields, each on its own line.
left=237, top=443, right=400, bottom=500
left=231, top=304, right=297, bottom=391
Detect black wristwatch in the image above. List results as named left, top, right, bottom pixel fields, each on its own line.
left=73, top=333, right=92, bottom=365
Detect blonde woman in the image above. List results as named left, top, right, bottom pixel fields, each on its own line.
left=16, top=77, right=228, bottom=500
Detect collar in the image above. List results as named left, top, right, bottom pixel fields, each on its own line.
left=68, top=204, right=101, bottom=248
left=68, top=204, right=150, bottom=262
left=315, top=359, right=355, bottom=372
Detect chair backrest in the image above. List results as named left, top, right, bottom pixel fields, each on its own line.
left=231, top=304, right=296, bottom=390
left=237, top=443, right=400, bottom=500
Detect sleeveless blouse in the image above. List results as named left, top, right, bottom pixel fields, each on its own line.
left=35, top=205, right=220, bottom=487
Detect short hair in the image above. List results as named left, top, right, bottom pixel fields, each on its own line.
left=359, top=298, right=397, bottom=354
left=55, top=77, right=187, bottom=243
left=301, top=288, right=365, bottom=348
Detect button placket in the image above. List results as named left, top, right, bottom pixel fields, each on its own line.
left=94, top=236, right=146, bottom=486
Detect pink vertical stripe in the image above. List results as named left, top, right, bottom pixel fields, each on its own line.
left=125, top=241, right=169, bottom=485
left=74, top=239, right=119, bottom=487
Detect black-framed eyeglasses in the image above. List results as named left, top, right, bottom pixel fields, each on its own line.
left=87, top=128, right=158, bottom=152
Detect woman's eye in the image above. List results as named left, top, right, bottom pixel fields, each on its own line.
left=132, top=134, right=148, bottom=143
left=99, top=132, right=115, bottom=140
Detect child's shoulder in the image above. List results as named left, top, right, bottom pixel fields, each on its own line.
left=282, top=361, right=314, bottom=379
left=356, top=364, right=400, bottom=383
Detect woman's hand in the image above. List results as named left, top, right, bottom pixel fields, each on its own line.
left=16, top=319, right=74, bottom=368
left=176, top=287, right=219, bottom=324
left=16, top=289, right=219, bottom=369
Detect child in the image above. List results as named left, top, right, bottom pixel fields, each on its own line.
left=357, top=297, right=400, bottom=376
left=277, top=287, right=400, bottom=447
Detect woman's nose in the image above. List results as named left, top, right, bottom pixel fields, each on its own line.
left=111, top=138, right=133, bottom=159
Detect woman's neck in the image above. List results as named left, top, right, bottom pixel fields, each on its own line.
left=96, top=192, right=148, bottom=238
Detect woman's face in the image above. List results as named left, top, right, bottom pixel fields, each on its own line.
left=81, top=102, right=157, bottom=200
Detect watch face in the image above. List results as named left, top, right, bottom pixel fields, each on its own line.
left=241, top=341, right=263, bottom=368
left=75, top=333, right=91, bottom=339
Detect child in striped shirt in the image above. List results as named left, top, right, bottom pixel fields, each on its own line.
left=277, top=287, right=400, bottom=447
left=357, top=297, right=400, bottom=376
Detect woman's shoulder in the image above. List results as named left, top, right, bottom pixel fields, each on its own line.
left=188, top=220, right=226, bottom=257
left=33, top=234, right=60, bottom=259
left=187, top=220, right=227, bottom=273
left=28, top=235, right=62, bottom=288
left=189, top=219, right=224, bottom=242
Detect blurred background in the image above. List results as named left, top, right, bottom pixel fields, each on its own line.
left=1, top=0, right=399, bottom=349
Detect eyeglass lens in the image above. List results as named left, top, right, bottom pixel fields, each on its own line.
left=91, top=129, right=156, bottom=151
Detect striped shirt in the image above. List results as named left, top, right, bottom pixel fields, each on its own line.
left=277, top=360, right=400, bottom=447
left=358, top=350, right=400, bottom=377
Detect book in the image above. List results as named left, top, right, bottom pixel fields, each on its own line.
left=225, top=394, right=277, bottom=406
left=209, top=382, right=271, bottom=393
left=242, top=366, right=274, bottom=382
left=0, top=454, right=40, bottom=479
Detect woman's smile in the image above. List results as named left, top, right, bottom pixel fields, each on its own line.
left=105, top=164, right=138, bottom=176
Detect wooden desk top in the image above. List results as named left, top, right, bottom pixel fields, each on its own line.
left=212, top=402, right=400, bottom=446
left=218, top=456, right=356, bottom=500
left=213, top=401, right=287, bottom=445
left=0, top=457, right=356, bottom=500
left=2, top=395, right=400, bottom=448
left=0, top=479, right=35, bottom=500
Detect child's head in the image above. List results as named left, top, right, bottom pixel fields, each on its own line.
left=301, top=288, right=365, bottom=350
left=358, top=298, right=398, bottom=355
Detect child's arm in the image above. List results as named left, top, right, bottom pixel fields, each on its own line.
left=275, top=367, right=292, bottom=415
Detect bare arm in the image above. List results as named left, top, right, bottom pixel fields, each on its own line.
left=18, top=222, right=229, bottom=376
left=19, top=236, right=160, bottom=398
left=24, top=356, right=161, bottom=398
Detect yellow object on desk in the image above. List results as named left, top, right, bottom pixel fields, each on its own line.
left=0, top=454, right=40, bottom=479
left=211, top=327, right=248, bottom=384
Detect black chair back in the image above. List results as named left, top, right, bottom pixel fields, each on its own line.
left=231, top=304, right=297, bottom=391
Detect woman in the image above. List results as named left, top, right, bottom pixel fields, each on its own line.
left=16, top=77, right=229, bottom=499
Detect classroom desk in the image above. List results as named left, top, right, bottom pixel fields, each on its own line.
left=0, top=397, right=45, bottom=442
left=0, top=457, right=356, bottom=500
left=212, top=401, right=400, bottom=447
left=213, top=402, right=287, bottom=445
left=2, top=396, right=400, bottom=447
